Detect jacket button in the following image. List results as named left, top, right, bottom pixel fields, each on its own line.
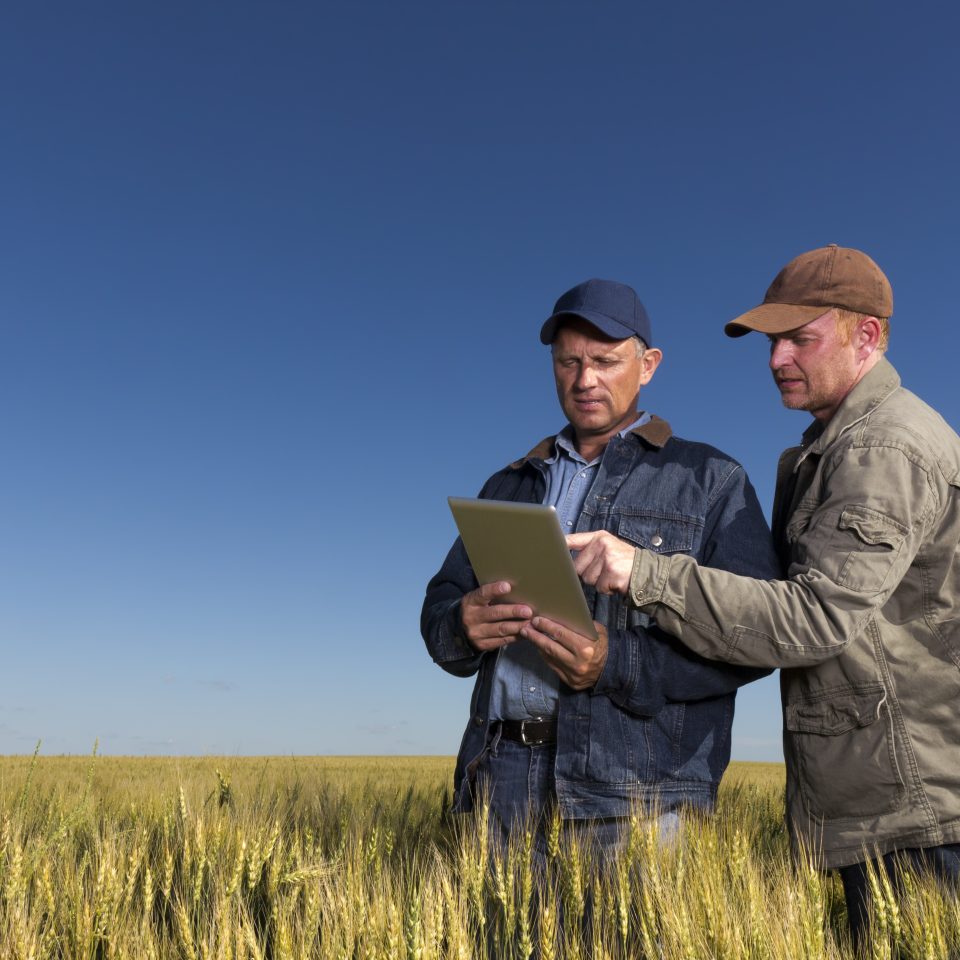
left=651, top=534, right=663, bottom=548
left=473, top=715, right=484, bottom=727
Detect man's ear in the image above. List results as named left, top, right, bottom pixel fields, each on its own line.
left=856, top=317, right=882, bottom=359
left=639, top=347, right=663, bottom=385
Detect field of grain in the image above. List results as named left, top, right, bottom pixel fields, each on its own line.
left=0, top=750, right=955, bottom=958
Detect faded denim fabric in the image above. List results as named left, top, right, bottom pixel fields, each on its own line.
left=472, top=735, right=681, bottom=854
left=422, top=416, right=779, bottom=821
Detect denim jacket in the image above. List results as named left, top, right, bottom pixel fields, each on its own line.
left=422, top=416, right=779, bottom=820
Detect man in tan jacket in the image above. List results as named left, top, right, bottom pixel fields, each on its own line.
left=537, top=245, right=960, bottom=942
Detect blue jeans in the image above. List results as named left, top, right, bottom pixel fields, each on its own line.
left=472, top=727, right=681, bottom=857
left=470, top=729, right=682, bottom=957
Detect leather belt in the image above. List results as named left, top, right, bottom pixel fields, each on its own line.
left=497, top=717, right=557, bottom=746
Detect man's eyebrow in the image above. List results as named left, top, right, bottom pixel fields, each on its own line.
left=554, top=347, right=621, bottom=357
left=769, top=328, right=812, bottom=341
left=592, top=344, right=626, bottom=356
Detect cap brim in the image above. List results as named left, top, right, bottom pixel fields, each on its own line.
left=724, top=302, right=834, bottom=338
left=540, top=310, right=638, bottom=345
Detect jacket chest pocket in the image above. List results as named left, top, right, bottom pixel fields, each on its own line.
left=786, top=503, right=907, bottom=591
left=784, top=685, right=906, bottom=820
left=614, top=513, right=701, bottom=632
left=616, top=514, right=700, bottom=555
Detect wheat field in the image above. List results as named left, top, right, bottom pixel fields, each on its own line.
left=0, top=749, right=955, bottom=958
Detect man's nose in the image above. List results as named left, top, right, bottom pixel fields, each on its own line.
left=576, top=364, right=598, bottom=388
left=769, top=340, right=791, bottom=370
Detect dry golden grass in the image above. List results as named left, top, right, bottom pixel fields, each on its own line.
left=0, top=751, right=955, bottom=958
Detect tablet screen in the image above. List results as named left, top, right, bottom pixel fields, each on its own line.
left=448, top=497, right=598, bottom=640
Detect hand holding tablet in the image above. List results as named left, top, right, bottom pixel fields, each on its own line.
left=448, top=497, right=599, bottom=641
left=458, top=579, right=534, bottom=652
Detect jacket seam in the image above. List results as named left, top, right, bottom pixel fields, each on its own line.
left=704, top=460, right=742, bottom=513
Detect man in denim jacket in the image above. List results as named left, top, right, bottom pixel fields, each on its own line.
left=421, top=278, right=778, bottom=845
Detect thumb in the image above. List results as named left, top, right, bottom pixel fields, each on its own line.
left=565, top=532, right=596, bottom=549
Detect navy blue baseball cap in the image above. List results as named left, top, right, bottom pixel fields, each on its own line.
left=539, top=278, right=653, bottom=346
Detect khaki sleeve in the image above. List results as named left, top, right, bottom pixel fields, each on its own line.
left=628, top=443, right=936, bottom=668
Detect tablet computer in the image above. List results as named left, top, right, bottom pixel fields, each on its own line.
left=448, top=497, right=598, bottom=640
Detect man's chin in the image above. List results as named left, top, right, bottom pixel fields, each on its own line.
left=567, top=410, right=609, bottom=430
left=779, top=394, right=811, bottom=412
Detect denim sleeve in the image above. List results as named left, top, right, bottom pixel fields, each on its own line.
left=421, top=535, right=484, bottom=677
left=595, top=463, right=778, bottom=714
left=421, top=469, right=524, bottom=677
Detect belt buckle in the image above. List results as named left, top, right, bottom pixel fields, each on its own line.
left=520, top=718, right=544, bottom=746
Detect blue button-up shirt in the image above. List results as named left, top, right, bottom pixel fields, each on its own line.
left=489, top=414, right=651, bottom=720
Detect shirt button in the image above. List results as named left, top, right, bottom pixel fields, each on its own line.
left=651, top=534, right=663, bottom=547
left=529, top=686, right=536, bottom=692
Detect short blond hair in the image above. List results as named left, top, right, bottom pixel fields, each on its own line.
left=835, top=308, right=890, bottom=351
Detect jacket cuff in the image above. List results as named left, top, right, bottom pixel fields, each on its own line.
left=629, top=548, right=673, bottom=609
left=434, top=599, right=483, bottom=666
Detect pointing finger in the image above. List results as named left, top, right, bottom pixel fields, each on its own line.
left=566, top=532, right=598, bottom=550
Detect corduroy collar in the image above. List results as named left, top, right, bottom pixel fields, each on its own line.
left=509, top=414, right=672, bottom=469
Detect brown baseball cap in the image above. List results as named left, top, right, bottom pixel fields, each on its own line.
left=724, top=244, right=893, bottom=337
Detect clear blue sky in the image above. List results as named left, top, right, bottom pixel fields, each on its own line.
left=2, top=2, right=957, bottom=759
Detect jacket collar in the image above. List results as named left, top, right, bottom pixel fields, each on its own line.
left=509, top=414, right=672, bottom=469
left=800, top=355, right=901, bottom=458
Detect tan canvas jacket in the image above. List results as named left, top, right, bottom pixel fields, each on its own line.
left=629, top=357, right=960, bottom=868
